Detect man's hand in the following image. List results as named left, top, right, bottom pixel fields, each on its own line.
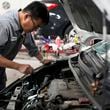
left=0, top=56, right=33, bottom=74
left=36, top=52, right=43, bottom=61
left=36, top=52, right=51, bottom=64
left=41, top=59, right=52, bottom=65
left=17, top=64, right=33, bottom=74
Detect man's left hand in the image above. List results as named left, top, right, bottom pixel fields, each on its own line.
left=36, top=52, right=51, bottom=64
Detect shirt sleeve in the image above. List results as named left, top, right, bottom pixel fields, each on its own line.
left=0, top=23, right=8, bottom=46
left=0, top=23, right=8, bottom=55
left=23, top=33, right=38, bottom=57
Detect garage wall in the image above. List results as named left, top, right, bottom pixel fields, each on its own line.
left=0, top=0, right=42, bottom=15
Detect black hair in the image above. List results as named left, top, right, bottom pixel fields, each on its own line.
left=23, top=1, right=49, bottom=25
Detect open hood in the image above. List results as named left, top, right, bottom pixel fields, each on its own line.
left=92, top=0, right=110, bottom=22
left=60, top=0, right=110, bottom=34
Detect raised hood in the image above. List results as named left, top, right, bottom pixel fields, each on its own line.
left=60, top=0, right=110, bottom=34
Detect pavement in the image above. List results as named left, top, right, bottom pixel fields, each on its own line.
left=6, top=51, right=42, bottom=86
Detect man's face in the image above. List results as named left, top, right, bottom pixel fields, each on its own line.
left=22, top=12, right=44, bottom=32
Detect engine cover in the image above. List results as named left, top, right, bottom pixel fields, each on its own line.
left=48, top=79, right=85, bottom=100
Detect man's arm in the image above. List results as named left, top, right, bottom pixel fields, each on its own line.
left=23, top=33, right=38, bottom=56
left=23, top=33, right=51, bottom=64
left=0, top=24, right=33, bottom=74
left=0, top=56, right=33, bottom=74
left=23, top=33, right=43, bottom=60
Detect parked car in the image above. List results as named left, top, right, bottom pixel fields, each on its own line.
left=36, top=0, right=73, bottom=39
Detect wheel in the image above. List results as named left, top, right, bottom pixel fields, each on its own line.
left=64, top=25, right=73, bottom=37
left=63, top=25, right=77, bottom=42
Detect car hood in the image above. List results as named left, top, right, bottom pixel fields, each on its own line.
left=92, top=0, right=110, bottom=22
left=59, top=0, right=110, bottom=34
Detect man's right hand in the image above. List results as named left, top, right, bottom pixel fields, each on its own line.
left=0, top=56, right=33, bottom=75
left=17, top=64, right=33, bottom=75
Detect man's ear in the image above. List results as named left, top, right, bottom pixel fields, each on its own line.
left=24, top=12, right=30, bottom=20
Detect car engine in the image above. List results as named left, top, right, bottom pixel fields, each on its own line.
left=19, top=79, right=91, bottom=110
left=0, top=49, right=109, bottom=110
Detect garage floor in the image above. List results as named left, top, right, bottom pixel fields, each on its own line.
left=6, top=52, right=42, bottom=86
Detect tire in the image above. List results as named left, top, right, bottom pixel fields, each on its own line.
left=64, top=25, right=73, bottom=37
left=63, top=25, right=75, bottom=41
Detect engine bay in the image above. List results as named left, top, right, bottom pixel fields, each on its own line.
left=0, top=49, right=109, bottom=110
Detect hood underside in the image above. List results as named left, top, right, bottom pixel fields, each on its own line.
left=61, top=0, right=110, bottom=34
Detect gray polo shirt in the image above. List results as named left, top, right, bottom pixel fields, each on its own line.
left=0, top=10, right=38, bottom=60
left=0, top=10, right=39, bottom=88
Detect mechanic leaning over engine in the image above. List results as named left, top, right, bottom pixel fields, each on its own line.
left=0, top=1, right=49, bottom=90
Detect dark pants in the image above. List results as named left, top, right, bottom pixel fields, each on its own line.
left=0, top=68, right=7, bottom=91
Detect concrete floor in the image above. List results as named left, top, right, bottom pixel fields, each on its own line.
left=6, top=52, right=42, bottom=86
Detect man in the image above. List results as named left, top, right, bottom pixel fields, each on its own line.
left=0, top=1, right=49, bottom=90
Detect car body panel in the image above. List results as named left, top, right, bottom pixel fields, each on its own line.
left=59, top=0, right=110, bottom=47
left=60, top=0, right=110, bottom=34
left=92, top=0, right=110, bottom=22
left=60, top=0, right=110, bottom=109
